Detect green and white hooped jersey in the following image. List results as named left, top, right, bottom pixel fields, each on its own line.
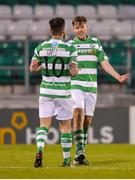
left=32, top=38, right=77, bottom=98
left=68, top=36, right=109, bottom=93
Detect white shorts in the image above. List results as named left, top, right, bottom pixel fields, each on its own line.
left=71, top=90, right=97, bottom=116
left=39, top=96, right=74, bottom=120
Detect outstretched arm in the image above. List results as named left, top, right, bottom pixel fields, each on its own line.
left=101, top=60, right=129, bottom=83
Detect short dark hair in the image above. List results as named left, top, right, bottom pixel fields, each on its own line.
left=72, top=16, right=87, bottom=26
left=49, top=17, right=65, bottom=36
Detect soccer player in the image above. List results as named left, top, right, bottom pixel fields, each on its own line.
left=30, top=17, right=79, bottom=167
left=68, top=16, right=129, bottom=165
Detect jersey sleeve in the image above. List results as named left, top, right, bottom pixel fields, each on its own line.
left=96, top=39, right=109, bottom=64
left=69, top=45, right=78, bottom=64
left=31, top=45, right=42, bottom=63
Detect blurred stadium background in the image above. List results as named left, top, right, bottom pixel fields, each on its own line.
left=0, top=0, right=135, bottom=145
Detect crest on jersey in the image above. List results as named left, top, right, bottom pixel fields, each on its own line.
left=51, top=41, right=58, bottom=48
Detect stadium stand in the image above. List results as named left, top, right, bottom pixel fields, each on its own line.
left=28, top=20, right=50, bottom=40
left=0, top=0, right=135, bottom=94
left=118, top=5, right=135, bottom=20
left=76, top=5, right=97, bottom=19
left=34, top=5, right=54, bottom=20
left=97, top=5, right=118, bottom=20
left=0, top=5, right=12, bottom=19
left=12, top=5, right=33, bottom=20
left=55, top=5, right=75, bottom=19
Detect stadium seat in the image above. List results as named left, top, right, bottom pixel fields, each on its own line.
left=130, top=38, right=135, bottom=48
left=0, top=70, right=12, bottom=84
left=28, top=20, right=50, bottom=40
left=97, top=5, right=118, bottom=20
left=118, top=5, right=135, bottom=20
left=34, top=5, right=54, bottom=20
left=6, top=21, right=28, bottom=40
left=89, top=21, right=114, bottom=40
left=76, top=5, right=97, bottom=19
left=87, top=19, right=98, bottom=36
left=12, top=5, right=33, bottom=20
left=0, top=22, right=6, bottom=40
left=29, top=40, right=42, bottom=84
left=0, top=5, right=12, bottom=19
left=98, top=40, right=128, bottom=84
left=0, top=42, right=25, bottom=66
left=65, top=19, right=73, bottom=40
left=55, top=5, right=75, bottom=19
left=102, top=40, right=127, bottom=71
left=113, top=21, right=133, bottom=40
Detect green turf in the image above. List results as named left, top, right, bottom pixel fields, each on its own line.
left=0, top=144, right=135, bottom=178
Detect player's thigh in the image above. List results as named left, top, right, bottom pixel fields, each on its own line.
left=85, top=92, right=97, bottom=116
left=56, top=98, right=74, bottom=120
left=39, top=96, right=55, bottom=118
left=71, top=89, right=84, bottom=109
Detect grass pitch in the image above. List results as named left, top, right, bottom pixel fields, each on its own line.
left=0, top=144, right=135, bottom=179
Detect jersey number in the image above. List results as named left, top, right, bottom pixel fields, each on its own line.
left=44, top=57, right=65, bottom=77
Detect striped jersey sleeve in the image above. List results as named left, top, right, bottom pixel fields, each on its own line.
left=68, top=44, right=77, bottom=64
left=32, top=42, right=46, bottom=62
left=93, top=38, right=109, bottom=63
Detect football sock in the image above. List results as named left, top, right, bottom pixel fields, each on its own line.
left=61, top=132, right=72, bottom=164
left=36, top=127, right=49, bottom=152
left=74, top=129, right=84, bottom=155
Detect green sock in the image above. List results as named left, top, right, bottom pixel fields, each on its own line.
left=36, top=127, right=49, bottom=152
left=74, top=129, right=84, bottom=155
left=61, top=132, right=72, bottom=164
left=84, top=127, right=88, bottom=151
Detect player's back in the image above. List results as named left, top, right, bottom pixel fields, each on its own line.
left=35, top=38, right=76, bottom=98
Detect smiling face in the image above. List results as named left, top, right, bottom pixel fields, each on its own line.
left=72, top=16, right=88, bottom=40
left=73, top=22, right=88, bottom=40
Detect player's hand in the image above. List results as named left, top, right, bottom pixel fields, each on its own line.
left=30, top=60, right=41, bottom=72
left=118, top=73, right=129, bottom=83
left=69, top=67, right=80, bottom=76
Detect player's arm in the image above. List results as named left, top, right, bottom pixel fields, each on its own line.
left=68, top=44, right=79, bottom=76
left=30, top=47, right=42, bottom=72
left=69, top=61, right=79, bottom=76
left=101, top=59, right=129, bottom=83
left=97, top=38, right=129, bottom=83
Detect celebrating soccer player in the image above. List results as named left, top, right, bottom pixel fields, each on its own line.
left=30, top=17, right=79, bottom=167
left=68, top=16, right=129, bottom=165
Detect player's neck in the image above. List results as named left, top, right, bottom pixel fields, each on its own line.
left=52, top=35, right=63, bottom=40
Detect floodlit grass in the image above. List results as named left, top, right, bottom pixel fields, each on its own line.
left=0, top=144, right=135, bottom=178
